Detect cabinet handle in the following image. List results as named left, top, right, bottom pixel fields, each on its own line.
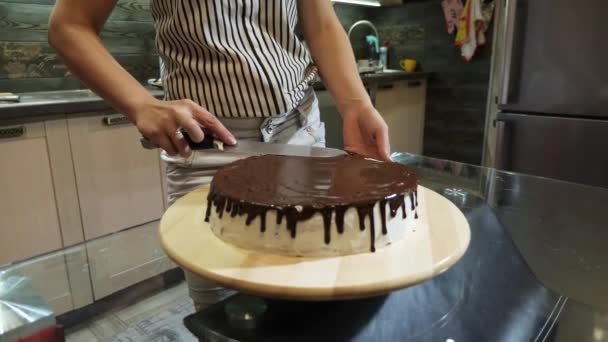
left=0, top=126, right=25, bottom=139
left=378, top=84, right=394, bottom=90
left=103, top=114, right=130, bottom=126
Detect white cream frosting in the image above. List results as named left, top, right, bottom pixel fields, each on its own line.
left=208, top=194, right=418, bottom=257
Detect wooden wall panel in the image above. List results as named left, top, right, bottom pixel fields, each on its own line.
left=0, top=0, right=157, bottom=93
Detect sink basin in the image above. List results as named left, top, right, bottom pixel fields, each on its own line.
left=378, top=69, right=405, bottom=73
left=17, top=89, right=98, bottom=103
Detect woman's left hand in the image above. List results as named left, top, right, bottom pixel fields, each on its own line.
left=342, top=105, right=392, bottom=162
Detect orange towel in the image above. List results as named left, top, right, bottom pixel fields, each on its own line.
left=455, top=0, right=494, bottom=61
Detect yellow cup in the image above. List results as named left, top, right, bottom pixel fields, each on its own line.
left=400, top=59, right=417, bottom=72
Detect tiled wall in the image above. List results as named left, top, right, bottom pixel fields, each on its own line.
left=0, top=0, right=158, bottom=93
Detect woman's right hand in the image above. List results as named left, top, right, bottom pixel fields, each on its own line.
left=132, top=98, right=236, bottom=157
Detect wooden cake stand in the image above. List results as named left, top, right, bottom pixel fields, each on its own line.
left=159, top=185, right=470, bottom=301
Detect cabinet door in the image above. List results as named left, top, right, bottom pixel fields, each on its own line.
left=375, top=80, right=427, bottom=154
left=10, top=252, right=75, bottom=315
left=317, top=90, right=344, bottom=149
left=86, top=221, right=175, bottom=299
left=0, top=123, right=63, bottom=265
left=67, top=113, right=164, bottom=240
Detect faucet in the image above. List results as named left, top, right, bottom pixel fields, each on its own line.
left=347, top=20, right=379, bottom=42
left=347, top=20, right=380, bottom=71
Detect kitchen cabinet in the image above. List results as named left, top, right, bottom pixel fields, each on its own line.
left=0, top=122, right=63, bottom=265
left=318, top=79, right=427, bottom=154
left=9, top=252, right=77, bottom=315
left=375, top=80, right=427, bottom=154
left=67, top=112, right=165, bottom=240
left=0, top=120, right=94, bottom=315
left=86, top=220, right=174, bottom=299
left=318, top=90, right=344, bottom=149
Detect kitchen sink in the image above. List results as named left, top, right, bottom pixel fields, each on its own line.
left=17, top=89, right=98, bottom=103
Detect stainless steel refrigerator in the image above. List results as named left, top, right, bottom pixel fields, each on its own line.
left=494, top=0, right=608, bottom=188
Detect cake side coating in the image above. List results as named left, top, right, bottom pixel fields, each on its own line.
left=205, top=154, right=419, bottom=254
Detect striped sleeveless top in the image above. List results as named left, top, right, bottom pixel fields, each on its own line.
left=150, top=0, right=317, bottom=118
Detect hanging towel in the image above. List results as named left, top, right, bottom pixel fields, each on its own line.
left=442, top=0, right=464, bottom=34
left=455, top=0, right=494, bottom=61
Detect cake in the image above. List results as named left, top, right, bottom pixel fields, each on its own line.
left=205, top=154, right=419, bottom=257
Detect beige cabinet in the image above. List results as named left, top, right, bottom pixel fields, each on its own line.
left=0, top=122, right=63, bottom=265
left=375, top=79, right=427, bottom=154
left=86, top=220, right=174, bottom=299
left=67, top=112, right=165, bottom=240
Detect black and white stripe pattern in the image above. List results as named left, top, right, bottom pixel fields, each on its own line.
left=151, top=0, right=317, bottom=118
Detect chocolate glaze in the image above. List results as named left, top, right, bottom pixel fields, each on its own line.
left=205, top=154, right=418, bottom=252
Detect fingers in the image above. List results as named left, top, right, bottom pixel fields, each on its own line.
left=375, top=124, right=392, bottom=162
left=190, top=105, right=237, bottom=145
left=156, top=134, right=178, bottom=156
left=174, top=104, right=205, bottom=143
left=169, top=130, right=191, bottom=158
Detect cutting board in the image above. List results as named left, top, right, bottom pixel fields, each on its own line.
left=159, top=185, right=470, bottom=300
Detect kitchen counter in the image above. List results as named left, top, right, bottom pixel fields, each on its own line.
left=312, top=70, right=430, bottom=91
left=0, top=72, right=429, bottom=122
left=0, top=87, right=164, bottom=122
left=2, top=152, right=606, bottom=341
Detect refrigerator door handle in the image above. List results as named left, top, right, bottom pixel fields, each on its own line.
left=495, top=119, right=511, bottom=171
left=500, top=0, right=518, bottom=105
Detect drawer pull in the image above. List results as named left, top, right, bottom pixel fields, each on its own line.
left=378, top=84, right=395, bottom=90
left=103, top=114, right=130, bottom=126
left=0, top=126, right=25, bottom=139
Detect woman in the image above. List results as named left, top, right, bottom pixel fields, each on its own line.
left=49, top=0, right=391, bottom=310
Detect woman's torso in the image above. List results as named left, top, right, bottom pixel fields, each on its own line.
left=151, top=0, right=317, bottom=118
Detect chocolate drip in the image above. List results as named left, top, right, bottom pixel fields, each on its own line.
left=260, top=210, right=267, bottom=232
left=230, top=201, right=240, bottom=217
left=225, top=198, right=233, bottom=214
left=388, top=195, right=400, bottom=217
left=356, top=206, right=367, bottom=231
left=380, top=199, right=388, bottom=235
left=276, top=211, right=284, bottom=225
left=245, top=210, right=256, bottom=226
left=335, top=206, right=347, bottom=234
left=410, top=193, right=416, bottom=211
left=369, top=209, right=377, bottom=252
left=355, top=204, right=377, bottom=252
left=207, top=155, right=419, bottom=252
left=412, top=192, right=419, bottom=219
left=321, top=208, right=332, bottom=244
left=204, top=197, right=213, bottom=222
left=286, top=209, right=298, bottom=238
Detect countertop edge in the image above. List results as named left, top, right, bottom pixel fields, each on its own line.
left=1, top=72, right=430, bottom=122
left=0, top=89, right=164, bottom=123
left=313, top=71, right=430, bottom=91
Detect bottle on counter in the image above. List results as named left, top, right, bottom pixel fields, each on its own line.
left=379, top=40, right=390, bottom=71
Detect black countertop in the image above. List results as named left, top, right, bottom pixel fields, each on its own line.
left=313, top=71, right=430, bottom=91
left=0, top=72, right=430, bottom=122
left=0, top=88, right=164, bottom=122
